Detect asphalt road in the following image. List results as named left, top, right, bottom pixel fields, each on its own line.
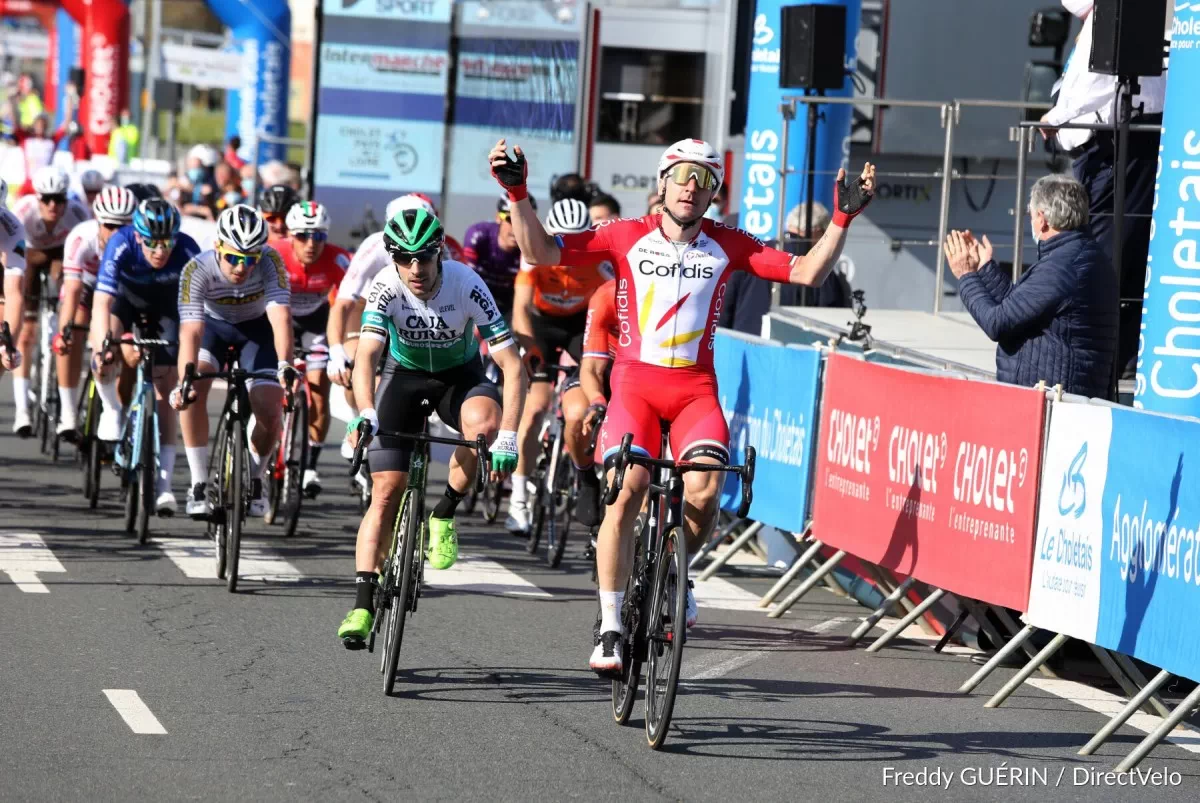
left=1, top=380, right=1198, bottom=802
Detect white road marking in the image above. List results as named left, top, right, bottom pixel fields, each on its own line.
left=426, top=554, right=551, bottom=598
left=0, top=531, right=66, bottom=592
left=692, top=575, right=763, bottom=611
left=103, top=689, right=167, bottom=734
left=1027, top=678, right=1200, bottom=754
left=684, top=650, right=771, bottom=682
left=152, top=537, right=304, bottom=583
left=807, top=615, right=855, bottom=634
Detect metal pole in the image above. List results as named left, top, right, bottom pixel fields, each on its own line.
left=757, top=537, right=823, bottom=608
left=984, top=632, right=1069, bottom=708
left=1087, top=645, right=1152, bottom=712
left=959, top=623, right=1037, bottom=694
left=696, top=521, right=763, bottom=582
left=1012, top=126, right=1029, bottom=280
left=1114, top=684, right=1200, bottom=772
left=865, top=587, right=946, bottom=652
left=1078, top=669, right=1171, bottom=756
left=933, top=103, right=957, bottom=315
left=772, top=101, right=794, bottom=309
left=958, top=599, right=1012, bottom=656
left=843, top=576, right=916, bottom=646
left=989, top=605, right=1057, bottom=678
left=766, top=549, right=846, bottom=619
left=934, top=609, right=970, bottom=653
left=142, top=0, right=163, bottom=160
left=1111, top=652, right=1172, bottom=718
left=801, top=90, right=819, bottom=307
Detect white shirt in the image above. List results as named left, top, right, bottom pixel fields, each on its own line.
left=1046, top=11, right=1166, bottom=151
left=62, top=219, right=102, bottom=288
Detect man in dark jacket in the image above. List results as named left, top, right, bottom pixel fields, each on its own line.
left=945, top=173, right=1117, bottom=399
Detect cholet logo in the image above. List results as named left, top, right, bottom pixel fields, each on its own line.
left=1057, top=442, right=1087, bottom=519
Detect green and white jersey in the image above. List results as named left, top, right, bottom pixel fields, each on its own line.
left=360, top=259, right=514, bottom=372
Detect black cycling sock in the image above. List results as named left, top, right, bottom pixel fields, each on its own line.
left=576, top=464, right=599, bottom=486
left=354, top=571, right=377, bottom=613
left=433, top=485, right=467, bottom=519
left=308, top=444, right=322, bottom=471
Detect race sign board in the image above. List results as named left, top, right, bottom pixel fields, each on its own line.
left=811, top=354, right=1045, bottom=611
left=1027, top=401, right=1200, bottom=683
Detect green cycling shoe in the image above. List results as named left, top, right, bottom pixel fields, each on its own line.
left=427, top=516, right=458, bottom=570
left=338, top=608, right=373, bottom=649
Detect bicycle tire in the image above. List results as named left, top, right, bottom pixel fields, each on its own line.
left=86, top=438, right=102, bottom=508
left=210, top=423, right=230, bottom=580
left=645, top=527, right=688, bottom=750
left=483, top=477, right=502, bottom=524
left=121, top=408, right=139, bottom=534
left=547, top=447, right=573, bottom=568
left=612, top=535, right=645, bottom=725
left=80, top=378, right=98, bottom=501
left=283, top=399, right=309, bottom=537
left=384, top=490, right=419, bottom=696
left=527, top=478, right=545, bottom=554
left=462, top=483, right=479, bottom=516
left=226, top=417, right=247, bottom=592
left=136, top=406, right=155, bottom=544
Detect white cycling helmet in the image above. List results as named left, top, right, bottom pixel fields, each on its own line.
left=79, top=169, right=105, bottom=192
left=32, top=166, right=70, bottom=196
left=92, top=185, right=136, bottom=225
left=285, top=200, right=331, bottom=233
left=216, top=204, right=269, bottom=252
left=545, top=198, right=590, bottom=234
left=385, top=193, right=434, bottom=222
left=656, top=138, right=724, bottom=191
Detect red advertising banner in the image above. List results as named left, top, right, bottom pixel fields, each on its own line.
left=812, top=354, right=1046, bottom=611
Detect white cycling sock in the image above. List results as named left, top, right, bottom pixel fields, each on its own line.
left=186, top=446, right=208, bottom=488
left=58, top=384, right=78, bottom=427
left=95, top=377, right=120, bottom=413
left=599, top=590, right=625, bottom=635
left=248, top=442, right=264, bottom=480
left=158, top=445, right=178, bottom=495
left=510, top=472, right=528, bottom=505
left=12, top=376, right=30, bottom=414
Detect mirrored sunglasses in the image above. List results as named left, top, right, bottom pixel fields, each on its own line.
left=665, top=163, right=719, bottom=191
left=292, top=231, right=328, bottom=243
left=39, top=194, right=67, bottom=205
left=221, top=249, right=260, bottom=268
left=139, top=236, right=175, bottom=252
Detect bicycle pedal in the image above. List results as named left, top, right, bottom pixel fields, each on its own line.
left=341, top=635, right=368, bottom=651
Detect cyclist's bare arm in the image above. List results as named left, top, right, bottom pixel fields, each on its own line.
left=2, top=274, right=23, bottom=341
left=351, top=335, right=383, bottom=416
left=579, top=357, right=608, bottom=408
left=491, top=340, right=527, bottom=433
left=266, top=304, right=294, bottom=365
left=87, top=290, right=115, bottom=355
left=58, top=278, right=83, bottom=331
left=488, top=140, right=560, bottom=266
left=327, top=296, right=354, bottom=350
left=177, top=320, right=204, bottom=374
left=511, top=279, right=536, bottom=352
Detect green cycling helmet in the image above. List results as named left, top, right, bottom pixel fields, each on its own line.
left=383, top=207, right=444, bottom=258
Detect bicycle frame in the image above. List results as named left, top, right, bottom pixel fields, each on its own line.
left=114, top=341, right=164, bottom=480
left=273, top=353, right=311, bottom=483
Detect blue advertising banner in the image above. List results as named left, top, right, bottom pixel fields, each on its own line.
left=714, top=330, right=821, bottom=532
left=1027, top=401, right=1200, bottom=683
left=738, top=0, right=861, bottom=241
left=1137, top=6, right=1200, bottom=414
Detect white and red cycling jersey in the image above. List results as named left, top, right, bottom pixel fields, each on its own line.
left=62, top=219, right=104, bottom=292
left=11, top=194, right=91, bottom=251
left=554, top=215, right=793, bottom=371
left=271, top=237, right=351, bottom=317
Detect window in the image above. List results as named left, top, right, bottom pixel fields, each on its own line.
left=596, top=47, right=705, bottom=145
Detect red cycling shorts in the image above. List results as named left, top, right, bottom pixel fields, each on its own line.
left=598, top=361, right=729, bottom=465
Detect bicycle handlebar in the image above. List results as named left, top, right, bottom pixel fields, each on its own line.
left=603, top=432, right=757, bottom=519
left=349, top=420, right=491, bottom=493
left=0, top=321, right=12, bottom=354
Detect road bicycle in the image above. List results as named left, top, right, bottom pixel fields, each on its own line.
left=111, top=331, right=174, bottom=544
left=180, top=354, right=291, bottom=593
left=77, top=333, right=118, bottom=509
left=604, top=431, right=755, bottom=749
left=349, top=402, right=489, bottom=695
left=265, top=346, right=323, bottom=537
left=32, top=269, right=61, bottom=459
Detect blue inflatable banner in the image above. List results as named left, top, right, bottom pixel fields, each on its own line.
left=738, top=0, right=861, bottom=240
left=1137, top=5, right=1200, bottom=414
left=1027, top=401, right=1200, bottom=683
left=714, top=331, right=821, bottom=532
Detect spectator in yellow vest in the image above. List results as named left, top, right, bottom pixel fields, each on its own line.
left=108, top=109, right=140, bottom=163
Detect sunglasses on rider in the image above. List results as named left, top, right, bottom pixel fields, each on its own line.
left=220, top=248, right=261, bottom=268
left=664, top=162, right=719, bottom=191
left=39, top=194, right=67, bottom=205
left=101, top=222, right=123, bottom=232
left=291, top=231, right=328, bottom=243
left=264, top=213, right=285, bottom=225
left=392, top=245, right=441, bottom=264
left=138, top=236, right=175, bottom=252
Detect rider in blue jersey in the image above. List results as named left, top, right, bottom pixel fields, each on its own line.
left=87, top=199, right=200, bottom=515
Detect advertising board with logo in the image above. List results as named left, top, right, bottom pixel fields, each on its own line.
left=323, top=0, right=453, bottom=22
left=738, top=0, right=861, bottom=241
left=314, top=116, right=442, bottom=192
left=811, top=354, right=1045, bottom=611
left=1026, top=401, right=1200, bottom=683
left=714, top=332, right=822, bottom=532
left=319, top=43, right=450, bottom=96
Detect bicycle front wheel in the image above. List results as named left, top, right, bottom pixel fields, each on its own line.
left=226, top=418, right=246, bottom=593
left=135, top=407, right=156, bottom=544
left=645, top=527, right=688, bottom=749
left=209, top=423, right=230, bottom=580
left=547, top=449, right=573, bottom=568
left=121, top=410, right=139, bottom=535
left=383, top=491, right=419, bottom=696
left=612, top=536, right=645, bottom=725
left=483, top=477, right=502, bottom=524
left=282, top=398, right=309, bottom=537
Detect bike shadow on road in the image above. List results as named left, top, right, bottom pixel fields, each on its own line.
left=379, top=665, right=612, bottom=705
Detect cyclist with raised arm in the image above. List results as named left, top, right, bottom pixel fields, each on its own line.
left=170, top=205, right=293, bottom=520
left=8, top=166, right=90, bottom=435
left=53, top=186, right=137, bottom=441
left=335, top=208, right=527, bottom=648
left=258, top=184, right=298, bottom=241
left=506, top=198, right=611, bottom=533
left=272, top=200, right=350, bottom=496
left=461, top=195, right=535, bottom=318
left=0, top=179, right=29, bottom=378
left=489, top=137, right=876, bottom=673
left=87, top=199, right=200, bottom=514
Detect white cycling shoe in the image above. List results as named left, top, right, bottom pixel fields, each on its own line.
left=505, top=500, right=532, bottom=533
left=340, top=437, right=355, bottom=461
left=248, top=479, right=268, bottom=518
left=186, top=483, right=212, bottom=519
left=686, top=581, right=698, bottom=629
left=302, top=469, right=322, bottom=497
left=97, top=409, right=122, bottom=442
left=12, top=408, right=32, bottom=437
left=590, top=631, right=623, bottom=674
left=155, top=491, right=178, bottom=517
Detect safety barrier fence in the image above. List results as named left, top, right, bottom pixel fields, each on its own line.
left=704, top=328, right=1200, bottom=770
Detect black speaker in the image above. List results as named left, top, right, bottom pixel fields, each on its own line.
left=153, top=80, right=183, bottom=113
left=779, top=4, right=847, bottom=91
left=1089, top=0, right=1166, bottom=77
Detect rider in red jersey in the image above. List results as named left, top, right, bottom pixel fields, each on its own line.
left=271, top=200, right=350, bottom=496
left=489, top=136, right=876, bottom=673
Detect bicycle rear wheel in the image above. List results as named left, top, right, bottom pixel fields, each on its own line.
left=383, top=490, right=419, bottom=695
left=612, top=536, right=645, bottom=725
left=135, top=407, right=156, bottom=544
left=645, top=526, right=688, bottom=749
left=226, top=417, right=247, bottom=592
left=547, top=449, right=573, bottom=568
left=121, top=409, right=139, bottom=534
left=483, top=477, right=502, bottom=524
left=282, top=399, right=309, bottom=537
left=209, top=423, right=230, bottom=580
left=527, top=475, right=545, bottom=554
left=79, top=378, right=99, bottom=501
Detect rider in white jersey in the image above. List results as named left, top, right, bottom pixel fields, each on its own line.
left=0, top=178, right=29, bottom=379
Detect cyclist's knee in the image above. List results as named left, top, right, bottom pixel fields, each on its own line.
left=683, top=466, right=722, bottom=508
left=459, top=397, right=500, bottom=439
left=561, top=387, right=588, bottom=425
